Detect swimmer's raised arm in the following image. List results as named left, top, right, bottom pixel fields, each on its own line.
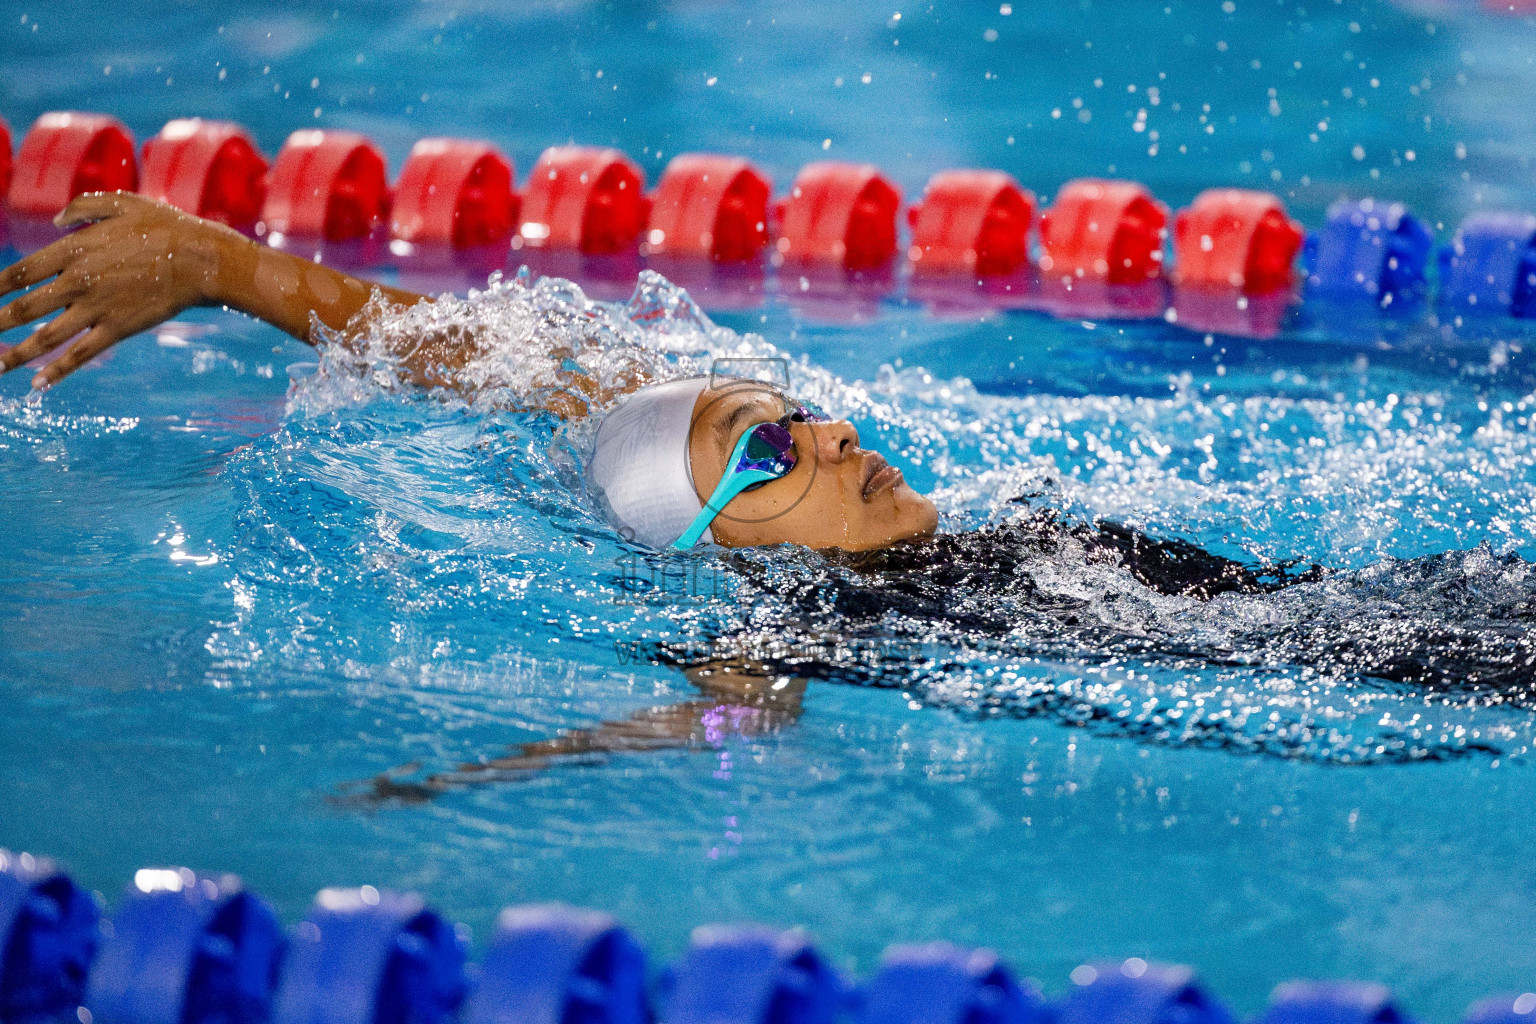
left=0, top=192, right=428, bottom=390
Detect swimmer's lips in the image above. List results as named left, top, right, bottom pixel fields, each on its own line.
left=860, top=452, right=903, bottom=499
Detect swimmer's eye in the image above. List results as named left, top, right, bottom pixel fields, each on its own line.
left=781, top=400, right=831, bottom=424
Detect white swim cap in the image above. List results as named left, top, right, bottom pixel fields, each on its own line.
left=586, top=377, right=712, bottom=548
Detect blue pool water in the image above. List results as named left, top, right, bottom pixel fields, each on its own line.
left=5, top=0, right=1536, bottom=1017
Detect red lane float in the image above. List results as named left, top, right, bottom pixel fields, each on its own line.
left=774, top=161, right=901, bottom=271
left=7, top=112, right=138, bottom=217
left=645, top=154, right=771, bottom=262
left=907, top=170, right=1035, bottom=276
left=389, top=138, right=518, bottom=249
left=517, top=146, right=648, bottom=254
left=0, top=117, right=12, bottom=201
left=1173, top=188, right=1304, bottom=293
left=261, top=129, right=390, bottom=242
left=139, top=119, right=267, bottom=229
left=1038, top=179, right=1167, bottom=285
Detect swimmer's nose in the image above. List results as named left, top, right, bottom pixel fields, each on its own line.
left=793, top=418, right=859, bottom=463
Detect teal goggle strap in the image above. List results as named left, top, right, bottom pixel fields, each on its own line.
left=672, top=420, right=797, bottom=550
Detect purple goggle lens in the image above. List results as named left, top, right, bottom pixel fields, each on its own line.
left=728, top=400, right=834, bottom=492
left=738, top=421, right=796, bottom=486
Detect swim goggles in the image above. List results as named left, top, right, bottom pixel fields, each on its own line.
left=672, top=401, right=830, bottom=550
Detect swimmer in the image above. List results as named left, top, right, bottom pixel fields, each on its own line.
left=9, top=196, right=1526, bottom=797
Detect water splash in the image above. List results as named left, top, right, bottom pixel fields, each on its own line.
left=292, top=270, right=777, bottom=419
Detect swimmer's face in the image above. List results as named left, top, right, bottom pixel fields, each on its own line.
left=686, top=381, right=938, bottom=551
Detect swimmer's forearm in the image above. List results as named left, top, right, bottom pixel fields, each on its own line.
left=205, top=233, right=428, bottom=344
left=0, top=192, right=432, bottom=390
left=347, top=665, right=806, bottom=803
left=348, top=699, right=760, bottom=803
left=434, top=666, right=805, bottom=778
left=400, top=695, right=797, bottom=792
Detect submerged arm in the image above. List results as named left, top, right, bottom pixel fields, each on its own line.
left=349, top=662, right=807, bottom=804
left=0, top=192, right=427, bottom=389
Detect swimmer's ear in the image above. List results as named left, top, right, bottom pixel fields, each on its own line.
left=53, top=190, right=143, bottom=229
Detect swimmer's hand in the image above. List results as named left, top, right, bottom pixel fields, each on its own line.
left=0, top=192, right=425, bottom=390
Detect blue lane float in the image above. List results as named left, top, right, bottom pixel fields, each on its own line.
left=462, top=904, right=645, bottom=1024
left=85, top=869, right=283, bottom=1024
left=2, top=851, right=1533, bottom=1024
left=269, top=888, right=465, bottom=1024
left=1057, top=961, right=1233, bottom=1024
left=1437, top=212, right=1536, bottom=317
left=853, top=943, right=1047, bottom=1024
left=1463, top=994, right=1536, bottom=1024
left=1305, top=198, right=1434, bottom=304
left=0, top=851, right=99, bottom=1024
left=662, top=925, right=845, bottom=1024
left=1259, top=981, right=1414, bottom=1024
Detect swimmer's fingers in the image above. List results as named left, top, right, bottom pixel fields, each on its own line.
left=1, top=305, right=102, bottom=377
left=30, top=322, right=121, bottom=390
left=0, top=205, right=144, bottom=299
left=53, top=190, right=141, bottom=229
left=0, top=247, right=73, bottom=299
left=0, top=276, right=85, bottom=336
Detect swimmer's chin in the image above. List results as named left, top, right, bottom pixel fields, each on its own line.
left=817, top=486, right=940, bottom=553
left=889, top=485, right=941, bottom=544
